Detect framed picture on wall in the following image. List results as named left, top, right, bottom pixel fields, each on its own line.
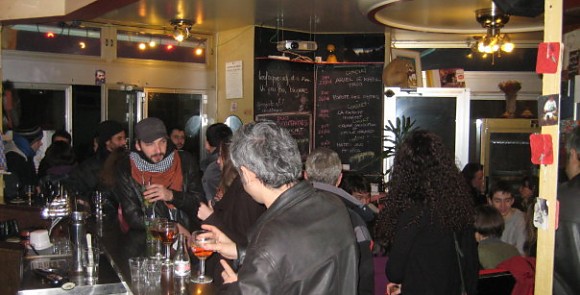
left=391, top=49, right=422, bottom=88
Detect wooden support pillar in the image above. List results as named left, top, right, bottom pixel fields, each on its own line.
left=535, top=0, right=563, bottom=293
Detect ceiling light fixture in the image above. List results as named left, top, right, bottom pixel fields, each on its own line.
left=170, top=19, right=194, bottom=42
left=468, top=2, right=515, bottom=64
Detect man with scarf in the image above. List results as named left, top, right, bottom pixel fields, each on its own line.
left=4, top=126, right=43, bottom=201
left=113, top=117, right=201, bottom=233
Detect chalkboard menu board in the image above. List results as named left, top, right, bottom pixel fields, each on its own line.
left=315, top=64, right=384, bottom=174
left=254, top=59, right=315, bottom=114
left=256, top=112, right=312, bottom=161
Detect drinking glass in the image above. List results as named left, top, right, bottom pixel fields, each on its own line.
left=10, top=182, right=26, bottom=204
left=149, top=218, right=167, bottom=260
left=190, top=230, right=216, bottom=284
left=145, top=258, right=162, bottom=287
left=24, top=184, right=35, bottom=205
left=159, top=221, right=178, bottom=266
left=128, top=257, right=147, bottom=285
left=142, top=176, right=155, bottom=219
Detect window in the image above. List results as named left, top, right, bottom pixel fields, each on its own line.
left=116, top=30, right=207, bottom=64
left=4, top=24, right=101, bottom=57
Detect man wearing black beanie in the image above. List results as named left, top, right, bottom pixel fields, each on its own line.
left=65, top=120, right=127, bottom=214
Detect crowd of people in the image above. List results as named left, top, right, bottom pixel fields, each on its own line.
left=1, top=108, right=579, bottom=294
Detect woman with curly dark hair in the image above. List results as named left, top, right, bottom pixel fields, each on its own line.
left=376, top=130, right=479, bottom=295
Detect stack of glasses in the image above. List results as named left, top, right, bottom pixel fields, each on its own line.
left=129, top=257, right=163, bottom=292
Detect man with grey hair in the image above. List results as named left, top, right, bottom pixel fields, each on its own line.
left=554, top=126, right=580, bottom=295
left=202, top=121, right=358, bottom=294
left=304, top=147, right=375, bottom=295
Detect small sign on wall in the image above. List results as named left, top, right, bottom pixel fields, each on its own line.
left=226, top=60, right=243, bottom=99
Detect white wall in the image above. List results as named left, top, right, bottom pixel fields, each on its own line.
left=464, top=71, right=542, bottom=100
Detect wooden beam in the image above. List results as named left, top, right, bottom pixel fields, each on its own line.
left=535, top=0, right=563, bottom=294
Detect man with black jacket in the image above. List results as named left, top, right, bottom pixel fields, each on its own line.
left=554, top=126, right=580, bottom=295
left=112, top=117, right=202, bottom=232
left=65, top=120, right=127, bottom=214
left=202, top=121, right=358, bottom=294
left=305, top=147, right=375, bottom=295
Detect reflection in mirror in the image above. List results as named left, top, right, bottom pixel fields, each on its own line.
left=185, top=115, right=202, bottom=138
left=225, top=115, right=243, bottom=132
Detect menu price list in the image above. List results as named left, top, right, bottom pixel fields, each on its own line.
left=315, top=64, right=383, bottom=174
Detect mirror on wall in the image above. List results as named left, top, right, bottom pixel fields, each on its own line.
left=225, top=115, right=243, bottom=132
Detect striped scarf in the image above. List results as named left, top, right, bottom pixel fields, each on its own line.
left=129, top=150, right=183, bottom=192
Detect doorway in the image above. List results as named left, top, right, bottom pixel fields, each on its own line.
left=145, top=90, right=204, bottom=162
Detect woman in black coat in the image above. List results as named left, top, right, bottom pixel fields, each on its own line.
left=375, top=131, right=479, bottom=295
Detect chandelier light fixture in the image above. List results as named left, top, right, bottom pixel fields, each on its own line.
left=170, top=19, right=194, bottom=42
left=468, top=2, right=515, bottom=63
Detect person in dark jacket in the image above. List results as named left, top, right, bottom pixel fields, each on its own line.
left=37, top=140, right=77, bottom=188
left=38, top=129, right=74, bottom=178
left=304, top=147, right=375, bottom=295
left=201, top=123, right=232, bottom=202
left=197, top=140, right=266, bottom=286
left=112, top=117, right=202, bottom=233
left=4, top=125, right=43, bottom=200
left=554, top=126, right=580, bottom=295
left=202, top=121, right=358, bottom=294
left=64, top=120, right=127, bottom=215
left=375, top=130, right=479, bottom=295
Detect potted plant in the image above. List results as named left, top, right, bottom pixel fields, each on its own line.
left=382, top=116, right=418, bottom=177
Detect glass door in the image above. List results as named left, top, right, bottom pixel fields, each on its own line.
left=145, top=89, right=204, bottom=162
left=479, top=118, right=540, bottom=191
left=12, top=83, right=70, bottom=167
left=72, top=85, right=101, bottom=163
left=106, top=87, right=144, bottom=148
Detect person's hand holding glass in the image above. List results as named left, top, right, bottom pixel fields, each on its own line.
left=143, top=180, right=175, bottom=204
left=198, top=224, right=239, bottom=284
left=190, top=229, right=216, bottom=284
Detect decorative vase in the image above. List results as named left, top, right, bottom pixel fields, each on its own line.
left=498, top=80, right=522, bottom=118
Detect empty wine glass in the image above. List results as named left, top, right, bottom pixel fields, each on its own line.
left=190, top=230, right=216, bottom=284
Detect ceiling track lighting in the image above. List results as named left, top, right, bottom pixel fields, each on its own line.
left=170, top=19, right=194, bottom=42
left=468, top=3, right=515, bottom=64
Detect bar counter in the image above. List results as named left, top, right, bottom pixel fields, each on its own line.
left=17, top=215, right=217, bottom=295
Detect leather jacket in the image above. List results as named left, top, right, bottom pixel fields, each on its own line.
left=220, top=181, right=358, bottom=295
left=312, top=181, right=374, bottom=295
left=554, top=174, right=580, bottom=295
left=113, top=150, right=203, bottom=232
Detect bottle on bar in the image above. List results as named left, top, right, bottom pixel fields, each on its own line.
left=173, top=233, right=191, bottom=277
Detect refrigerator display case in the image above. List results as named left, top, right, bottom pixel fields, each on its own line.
left=477, top=118, right=540, bottom=191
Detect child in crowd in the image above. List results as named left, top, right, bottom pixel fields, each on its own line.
left=488, top=181, right=527, bottom=255
left=474, top=205, right=521, bottom=269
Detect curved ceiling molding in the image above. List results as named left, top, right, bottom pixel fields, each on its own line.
left=358, top=0, right=544, bottom=34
